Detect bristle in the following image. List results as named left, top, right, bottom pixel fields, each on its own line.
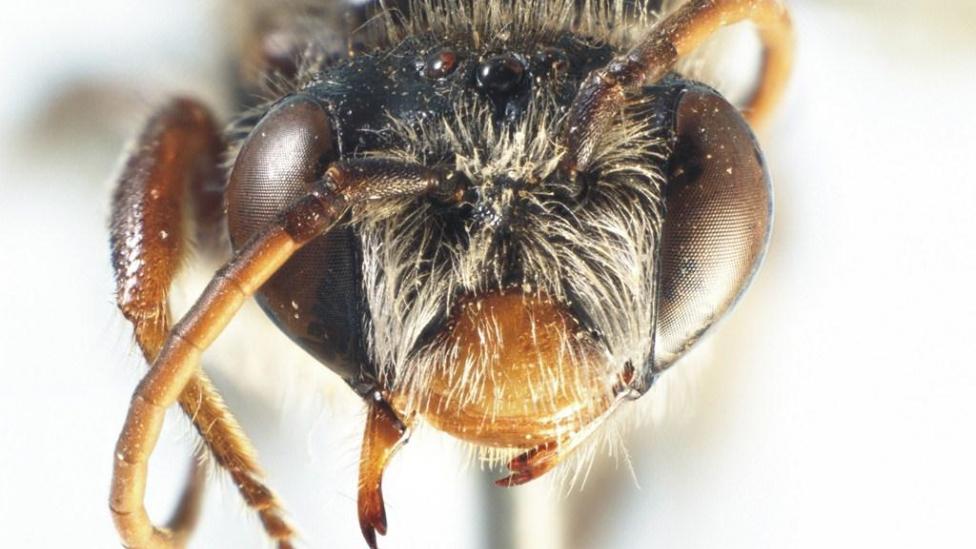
left=377, top=0, right=666, bottom=52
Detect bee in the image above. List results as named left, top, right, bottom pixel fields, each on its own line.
left=108, top=0, right=793, bottom=547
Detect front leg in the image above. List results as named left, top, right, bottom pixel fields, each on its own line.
left=110, top=98, right=294, bottom=546
left=111, top=158, right=443, bottom=548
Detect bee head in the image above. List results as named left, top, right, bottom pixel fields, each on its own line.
left=228, top=0, right=772, bottom=463
left=291, top=31, right=667, bottom=448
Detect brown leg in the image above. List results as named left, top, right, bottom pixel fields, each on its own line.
left=111, top=158, right=442, bottom=548
left=110, top=98, right=293, bottom=546
left=358, top=395, right=412, bottom=549
left=564, top=0, right=793, bottom=174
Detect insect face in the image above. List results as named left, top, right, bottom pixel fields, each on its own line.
left=109, top=2, right=792, bottom=547
left=229, top=27, right=663, bottom=454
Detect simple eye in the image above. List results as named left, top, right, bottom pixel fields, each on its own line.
left=535, top=47, right=569, bottom=76
left=476, top=54, right=526, bottom=94
left=423, top=48, right=458, bottom=79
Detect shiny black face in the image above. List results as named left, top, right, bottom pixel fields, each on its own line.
left=304, top=33, right=614, bottom=155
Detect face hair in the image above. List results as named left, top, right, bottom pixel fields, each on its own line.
left=346, top=1, right=674, bottom=453
left=228, top=1, right=678, bottom=454
left=377, top=0, right=667, bottom=52
left=241, top=0, right=694, bottom=104
left=251, top=0, right=676, bottom=90
left=354, top=85, right=666, bottom=441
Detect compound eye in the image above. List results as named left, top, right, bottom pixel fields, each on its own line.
left=423, top=48, right=459, bottom=79
left=535, top=47, right=569, bottom=76
left=226, top=95, right=336, bottom=247
left=226, top=96, right=372, bottom=382
left=477, top=54, right=526, bottom=95
left=654, top=87, right=772, bottom=371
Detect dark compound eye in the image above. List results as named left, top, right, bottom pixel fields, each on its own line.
left=423, top=48, right=458, bottom=79
left=476, top=54, right=526, bottom=95
left=535, top=47, right=569, bottom=76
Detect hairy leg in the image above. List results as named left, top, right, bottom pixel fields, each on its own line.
left=564, top=0, right=793, bottom=174
left=111, top=158, right=442, bottom=548
left=110, top=98, right=293, bottom=546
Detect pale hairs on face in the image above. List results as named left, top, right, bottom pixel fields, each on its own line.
left=353, top=65, right=667, bottom=437
left=226, top=1, right=679, bottom=396
left=217, top=0, right=691, bottom=482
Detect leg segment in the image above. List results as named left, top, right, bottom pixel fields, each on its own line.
left=563, top=0, right=793, bottom=174
left=110, top=98, right=293, bottom=546
left=111, top=158, right=442, bottom=548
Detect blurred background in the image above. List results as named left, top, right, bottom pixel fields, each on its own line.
left=1, top=1, right=974, bottom=547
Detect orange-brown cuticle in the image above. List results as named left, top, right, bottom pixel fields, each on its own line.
left=408, top=290, right=614, bottom=450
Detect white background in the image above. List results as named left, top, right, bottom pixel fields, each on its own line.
left=1, top=1, right=975, bottom=547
